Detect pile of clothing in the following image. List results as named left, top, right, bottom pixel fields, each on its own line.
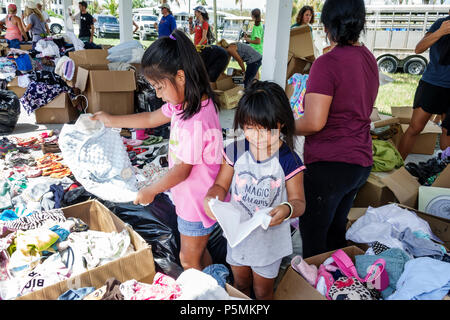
left=0, top=209, right=135, bottom=300
left=291, top=204, right=450, bottom=300
left=20, top=70, right=74, bottom=114
left=405, top=151, right=450, bottom=185
left=57, top=266, right=240, bottom=301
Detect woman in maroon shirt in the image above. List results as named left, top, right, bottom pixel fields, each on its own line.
left=295, top=0, right=379, bottom=258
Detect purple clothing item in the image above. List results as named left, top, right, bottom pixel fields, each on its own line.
left=303, top=45, right=379, bottom=167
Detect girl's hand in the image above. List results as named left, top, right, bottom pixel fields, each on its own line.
left=203, top=196, right=217, bottom=221
left=268, top=204, right=290, bottom=227
left=134, top=186, right=157, bottom=206
left=90, top=111, right=112, bottom=127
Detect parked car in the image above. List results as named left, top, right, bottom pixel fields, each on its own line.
left=133, top=12, right=158, bottom=40
left=93, top=14, right=120, bottom=38
left=49, top=16, right=64, bottom=34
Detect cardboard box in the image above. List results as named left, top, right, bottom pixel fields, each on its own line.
left=68, top=49, right=109, bottom=86
left=75, top=65, right=136, bottom=115
left=7, top=78, right=26, bottom=98
left=347, top=204, right=450, bottom=250
left=371, top=107, right=400, bottom=129
left=391, top=106, right=441, bottom=155
left=286, top=55, right=312, bottom=82
left=212, top=75, right=244, bottom=110
left=19, top=43, right=32, bottom=51
left=17, top=200, right=156, bottom=300
left=34, top=93, right=79, bottom=124
left=288, top=25, right=315, bottom=61
left=353, top=167, right=421, bottom=208
left=274, top=246, right=365, bottom=300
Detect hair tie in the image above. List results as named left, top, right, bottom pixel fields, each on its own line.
left=169, top=34, right=176, bottom=40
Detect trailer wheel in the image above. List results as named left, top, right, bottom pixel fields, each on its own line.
left=378, top=56, right=398, bottom=74
left=403, top=58, right=426, bottom=75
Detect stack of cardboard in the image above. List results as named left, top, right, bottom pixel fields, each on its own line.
left=286, top=25, right=315, bottom=82
left=68, top=49, right=137, bottom=116
left=285, top=25, right=316, bottom=100
left=211, top=74, right=244, bottom=110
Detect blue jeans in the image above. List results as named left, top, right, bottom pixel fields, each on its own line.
left=244, top=58, right=262, bottom=88
left=177, top=216, right=217, bottom=237
left=7, top=39, right=21, bottom=49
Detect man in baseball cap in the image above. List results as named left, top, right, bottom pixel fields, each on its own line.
left=159, top=3, right=171, bottom=10
left=155, top=3, right=176, bottom=38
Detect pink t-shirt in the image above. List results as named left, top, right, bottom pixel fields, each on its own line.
left=161, top=98, right=223, bottom=228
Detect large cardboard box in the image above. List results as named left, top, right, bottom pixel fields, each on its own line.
left=288, top=25, right=315, bottom=61
left=212, top=75, right=244, bottom=110
left=34, top=93, right=79, bottom=124
left=68, top=49, right=109, bottom=86
left=391, top=106, right=441, bottom=155
left=75, top=65, right=136, bottom=115
left=274, top=246, right=364, bottom=300
left=353, top=167, right=421, bottom=208
left=7, top=78, right=26, bottom=98
left=16, top=200, right=155, bottom=300
left=347, top=204, right=450, bottom=250
left=286, top=54, right=312, bottom=82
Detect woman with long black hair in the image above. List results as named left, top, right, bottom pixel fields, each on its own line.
left=295, top=0, right=379, bottom=258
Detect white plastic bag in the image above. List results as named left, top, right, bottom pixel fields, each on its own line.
left=58, top=114, right=139, bottom=203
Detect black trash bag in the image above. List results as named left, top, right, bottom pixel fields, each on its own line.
left=135, top=75, right=165, bottom=114
left=0, top=90, right=21, bottom=135
left=61, top=186, right=229, bottom=278
left=103, top=193, right=184, bottom=279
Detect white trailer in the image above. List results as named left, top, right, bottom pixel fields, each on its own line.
left=311, top=5, right=450, bottom=74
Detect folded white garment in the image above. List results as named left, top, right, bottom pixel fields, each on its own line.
left=208, top=198, right=272, bottom=248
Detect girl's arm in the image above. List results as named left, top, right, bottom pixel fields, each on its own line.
left=295, top=92, right=332, bottom=136
left=45, top=22, right=50, bottom=35
left=269, top=172, right=306, bottom=227
left=203, top=158, right=234, bottom=220
left=91, top=108, right=171, bottom=129
left=134, top=161, right=193, bottom=205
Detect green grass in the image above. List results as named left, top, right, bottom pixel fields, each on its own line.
left=375, top=73, right=421, bottom=115
left=93, top=36, right=155, bottom=49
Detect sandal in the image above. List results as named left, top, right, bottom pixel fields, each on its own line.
left=50, top=168, right=71, bottom=179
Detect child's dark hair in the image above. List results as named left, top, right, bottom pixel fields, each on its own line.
left=234, top=80, right=295, bottom=151
left=141, top=29, right=220, bottom=120
left=251, top=8, right=261, bottom=26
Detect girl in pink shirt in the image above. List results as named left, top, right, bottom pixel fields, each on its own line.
left=92, top=29, right=223, bottom=271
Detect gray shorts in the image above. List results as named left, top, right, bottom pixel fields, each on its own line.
left=226, top=250, right=282, bottom=279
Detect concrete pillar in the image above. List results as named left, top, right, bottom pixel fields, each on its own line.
left=14, top=0, right=22, bottom=16
left=260, top=0, right=293, bottom=89
left=63, top=0, right=74, bottom=32
left=119, top=0, right=133, bottom=43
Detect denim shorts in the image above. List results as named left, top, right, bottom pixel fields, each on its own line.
left=177, top=216, right=217, bottom=237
